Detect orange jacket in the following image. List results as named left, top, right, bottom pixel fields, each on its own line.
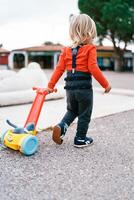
left=48, top=44, right=109, bottom=89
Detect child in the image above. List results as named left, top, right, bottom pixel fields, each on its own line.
left=47, top=14, right=111, bottom=148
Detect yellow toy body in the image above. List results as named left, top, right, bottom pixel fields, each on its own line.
left=0, top=87, right=56, bottom=156
left=27, top=129, right=37, bottom=135
left=1, top=129, right=38, bottom=156
left=4, top=130, right=28, bottom=150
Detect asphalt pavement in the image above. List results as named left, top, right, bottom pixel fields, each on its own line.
left=45, top=69, right=134, bottom=90
left=0, top=109, right=134, bottom=200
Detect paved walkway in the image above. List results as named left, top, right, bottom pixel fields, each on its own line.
left=0, top=87, right=134, bottom=131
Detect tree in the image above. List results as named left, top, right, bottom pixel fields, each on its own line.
left=43, top=41, right=54, bottom=45
left=78, top=0, right=134, bottom=71
left=43, top=41, right=62, bottom=46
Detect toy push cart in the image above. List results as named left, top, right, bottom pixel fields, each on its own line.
left=0, top=87, right=56, bottom=156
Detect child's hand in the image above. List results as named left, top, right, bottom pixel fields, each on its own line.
left=46, top=88, right=53, bottom=93
left=104, top=85, right=111, bottom=93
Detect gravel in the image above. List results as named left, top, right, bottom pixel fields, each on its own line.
left=0, top=109, right=134, bottom=200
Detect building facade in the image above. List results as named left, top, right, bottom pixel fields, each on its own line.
left=8, top=45, right=134, bottom=72
left=8, top=45, right=62, bottom=70
left=97, top=46, right=134, bottom=72
left=0, top=48, right=10, bottom=69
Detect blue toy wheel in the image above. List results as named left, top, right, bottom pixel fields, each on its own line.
left=0, top=130, right=8, bottom=144
left=20, top=135, right=38, bottom=156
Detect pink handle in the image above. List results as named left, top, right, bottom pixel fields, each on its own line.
left=32, top=87, right=57, bottom=94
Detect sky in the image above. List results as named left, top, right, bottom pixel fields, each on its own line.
left=0, top=0, right=133, bottom=51
left=0, top=0, right=79, bottom=50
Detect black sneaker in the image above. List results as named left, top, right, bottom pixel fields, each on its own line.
left=52, top=123, right=68, bottom=145
left=74, top=136, right=93, bottom=148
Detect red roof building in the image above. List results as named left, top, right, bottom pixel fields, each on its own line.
left=13, top=45, right=63, bottom=52
left=0, top=48, right=10, bottom=66
left=10, top=44, right=62, bottom=69
left=9, top=44, right=134, bottom=71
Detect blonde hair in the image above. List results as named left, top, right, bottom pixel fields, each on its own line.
left=69, top=14, right=97, bottom=47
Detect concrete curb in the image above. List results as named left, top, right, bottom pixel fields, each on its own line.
left=94, top=87, right=134, bottom=97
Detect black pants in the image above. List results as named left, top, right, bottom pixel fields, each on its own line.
left=60, top=89, right=93, bottom=138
